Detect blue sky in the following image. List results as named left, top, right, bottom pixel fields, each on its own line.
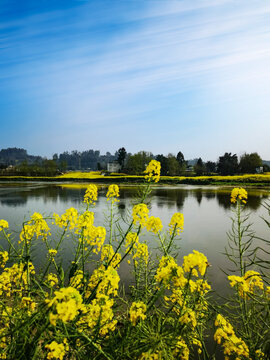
left=1, top=0, right=270, bottom=161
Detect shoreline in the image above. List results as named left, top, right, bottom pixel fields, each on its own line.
left=0, top=174, right=270, bottom=188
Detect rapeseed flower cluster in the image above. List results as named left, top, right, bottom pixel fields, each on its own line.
left=0, top=220, right=8, bottom=232
left=70, top=270, right=84, bottom=289
left=129, top=301, right=147, bottom=325
left=21, top=296, right=37, bottom=315
left=228, top=270, right=264, bottom=298
left=45, top=339, right=69, bottom=360
left=86, top=265, right=120, bottom=298
left=76, top=210, right=94, bottom=229
left=106, top=184, right=120, bottom=203
left=168, top=213, right=184, bottom=235
left=47, top=287, right=84, bottom=326
left=133, top=243, right=149, bottom=266
left=132, top=203, right=149, bottom=227
left=0, top=262, right=35, bottom=297
left=53, top=207, right=78, bottom=230
left=144, top=159, right=161, bottom=183
left=231, top=187, right=248, bottom=204
left=101, top=244, right=121, bottom=268
left=84, top=184, right=98, bottom=205
left=214, top=314, right=250, bottom=359
left=125, top=232, right=149, bottom=265
left=183, top=250, right=208, bottom=277
left=46, top=273, right=59, bottom=288
left=173, top=337, right=189, bottom=360
left=155, top=256, right=178, bottom=285
left=146, top=216, right=163, bottom=233
left=0, top=251, right=8, bottom=268
left=0, top=307, right=11, bottom=358
left=139, top=352, right=161, bottom=360
left=19, top=212, right=50, bottom=244
left=179, top=309, right=197, bottom=329
left=78, top=294, right=117, bottom=335
left=48, top=249, right=57, bottom=258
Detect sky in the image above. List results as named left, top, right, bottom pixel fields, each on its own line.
left=0, top=0, right=270, bottom=161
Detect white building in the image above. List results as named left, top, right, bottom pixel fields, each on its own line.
left=107, top=161, right=121, bottom=173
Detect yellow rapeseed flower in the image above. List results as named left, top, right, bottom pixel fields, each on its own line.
left=146, top=216, right=163, bottom=233
left=86, top=265, right=120, bottom=297
left=230, top=187, right=248, bottom=204
left=168, top=213, right=184, bottom=235
left=0, top=220, right=8, bottom=232
left=19, top=213, right=51, bottom=244
left=48, top=249, right=57, bottom=258
left=84, top=184, right=98, bottom=205
left=47, top=273, right=59, bottom=287
left=179, top=308, right=197, bottom=329
left=183, top=250, right=208, bottom=276
left=214, top=314, right=250, bottom=359
left=47, top=287, right=84, bottom=325
left=106, top=184, right=120, bottom=203
left=228, top=270, right=264, bottom=298
left=101, top=244, right=121, bottom=268
left=132, top=203, right=149, bottom=227
left=45, top=339, right=69, bottom=360
left=77, top=294, right=117, bottom=335
left=144, top=160, right=161, bottom=183
left=155, top=256, right=178, bottom=284
left=0, top=251, right=8, bottom=268
left=53, top=208, right=78, bottom=230
left=129, top=301, right=147, bottom=326
left=173, top=337, right=189, bottom=360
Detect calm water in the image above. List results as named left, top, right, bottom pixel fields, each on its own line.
left=0, top=182, right=269, bottom=295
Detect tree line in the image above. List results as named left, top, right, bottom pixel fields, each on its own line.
left=0, top=147, right=269, bottom=176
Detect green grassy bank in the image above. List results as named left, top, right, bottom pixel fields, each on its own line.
left=0, top=172, right=270, bottom=187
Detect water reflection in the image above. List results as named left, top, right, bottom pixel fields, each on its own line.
left=0, top=184, right=268, bottom=212
left=0, top=183, right=269, bottom=298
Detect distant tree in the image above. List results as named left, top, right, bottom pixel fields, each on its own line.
left=126, top=151, right=153, bottom=175
left=117, top=147, right=127, bottom=169
left=176, top=151, right=187, bottom=173
left=239, top=152, right=262, bottom=174
left=52, top=153, right=58, bottom=162
left=217, top=153, right=238, bottom=175
left=167, top=154, right=180, bottom=176
left=205, top=161, right=216, bottom=174
left=194, top=158, right=205, bottom=176
left=59, top=161, right=67, bottom=172
left=156, top=154, right=168, bottom=175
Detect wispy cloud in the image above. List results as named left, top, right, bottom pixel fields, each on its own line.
left=0, top=0, right=270, bottom=158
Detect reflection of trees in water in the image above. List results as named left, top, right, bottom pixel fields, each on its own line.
left=216, top=191, right=264, bottom=211
left=117, top=202, right=126, bottom=218
left=0, top=185, right=83, bottom=207
left=194, top=191, right=203, bottom=205
left=0, top=197, right=27, bottom=206
left=152, top=188, right=188, bottom=210
left=0, top=185, right=268, bottom=214
left=204, top=191, right=216, bottom=200
left=215, top=192, right=231, bottom=210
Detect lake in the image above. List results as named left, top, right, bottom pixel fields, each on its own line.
left=0, top=182, right=269, bottom=296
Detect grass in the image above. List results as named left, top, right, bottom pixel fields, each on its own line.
left=0, top=171, right=270, bottom=187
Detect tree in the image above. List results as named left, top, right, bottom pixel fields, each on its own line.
left=126, top=151, right=153, bottom=175
left=176, top=151, right=187, bottom=173
left=239, top=153, right=262, bottom=174
left=205, top=161, right=216, bottom=174
left=117, top=147, right=127, bottom=169
left=217, top=153, right=238, bottom=175
left=194, top=158, right=205, bottom=176
left=156, top=154, right=168, bottom=175
left=167, top=154, right=180, bottom=176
